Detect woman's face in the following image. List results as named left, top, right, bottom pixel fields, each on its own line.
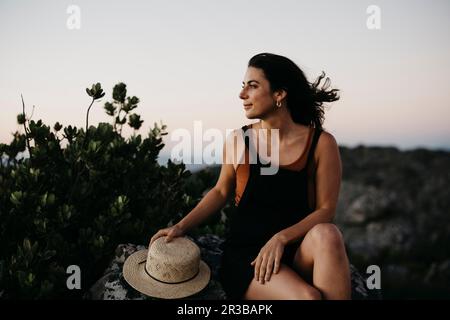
left=239, top=67, right=277, bottom=119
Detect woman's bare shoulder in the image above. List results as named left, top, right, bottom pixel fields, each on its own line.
left=318, top=130, right=338, bottom=147
left=315, top=130, right=339, bottom=161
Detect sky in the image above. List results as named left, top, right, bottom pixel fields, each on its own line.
left=1, top=0, right=449, bottom=167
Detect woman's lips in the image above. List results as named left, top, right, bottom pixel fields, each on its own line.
left=243, top=104, right=252, bottom=110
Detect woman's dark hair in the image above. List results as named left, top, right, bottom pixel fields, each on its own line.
left=248, top=52, right=340, bottom=131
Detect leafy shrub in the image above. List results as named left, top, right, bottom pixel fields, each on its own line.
left=0, top=83, right=196, bottom=299
left=184, top=166, right=234, bottom=238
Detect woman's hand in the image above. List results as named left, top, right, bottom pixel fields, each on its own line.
left=149, top=224, right=185, bottom=247
left=251, top=233, right=287, bottom=284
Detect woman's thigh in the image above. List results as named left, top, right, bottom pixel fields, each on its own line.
left=243, top=264, right=321, bottom=300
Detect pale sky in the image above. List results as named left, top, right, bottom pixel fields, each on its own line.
left=1, top=0, right=449, bottom=166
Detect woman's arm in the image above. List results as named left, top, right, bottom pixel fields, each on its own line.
left=176, top=177, right=232, bottom=233
left=150, top=130, right=240, bottom=245
left=277, top=131, right=342, bottom=245
left=176, top=132, right=238, bottom=233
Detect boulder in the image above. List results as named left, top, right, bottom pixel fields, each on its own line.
left=88, top=234, right=382, bottom=300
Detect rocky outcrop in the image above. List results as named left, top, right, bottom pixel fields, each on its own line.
left=335, top=146, right=450, bottom=298
left=88, top=234, right=381, bottom=300
left=182, top=146, right=450, bottom=298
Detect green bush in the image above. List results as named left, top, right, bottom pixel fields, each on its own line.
left=184, top=166, right=234, bottom=239
left=0, top=83, right=197, bottom=299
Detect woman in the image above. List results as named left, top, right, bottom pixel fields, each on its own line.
left=150, top=53, right=351, bottom=300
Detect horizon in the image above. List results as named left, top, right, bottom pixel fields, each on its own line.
left=3, top=141, right=448, bottom=174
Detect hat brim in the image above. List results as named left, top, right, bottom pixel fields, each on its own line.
left=123, top=249, right=211, bottom=299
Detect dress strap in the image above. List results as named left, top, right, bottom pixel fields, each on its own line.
left=305, top=128, right=322, bottom=212
left=305, top=128, right=322, bottom=168
left=241, top=125, right=250, bottom=149
left=241, top=124, right=260, bottom=165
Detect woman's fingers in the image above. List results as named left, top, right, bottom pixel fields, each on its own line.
left=260, top=255, right=275, bottom=283
left=258, top=256, right=267, bottom=284
left=150, top=225, right=185, bottom=248
left=252, top=253, right=279, bottom=283
left=253, top=251, right=272, bottom=284
left=273, top=256, right=281, bottom=274
left=254, top=254, right=262, bottom=281
left=149, top=231, right=161, bottom=246
left=252, top=239, right=285, bottom=283
left=165, top=229, right=176, bottom=242
left=150, top=229, right=167, bottom=246
left=265, top=256, right=274, bottom=282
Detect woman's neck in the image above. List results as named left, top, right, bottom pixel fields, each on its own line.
left=257, top=119, right=301, bottom=142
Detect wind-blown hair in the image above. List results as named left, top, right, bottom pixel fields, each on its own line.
left=248, top=53, right=340, bottom=130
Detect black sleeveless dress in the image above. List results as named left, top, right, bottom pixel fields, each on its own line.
left=218, top=124, right=323, bottom=300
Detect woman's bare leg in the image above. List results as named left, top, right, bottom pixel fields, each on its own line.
left=293, top=223, right=351, bottom=300
left=243, top=264, right=322, bottom=300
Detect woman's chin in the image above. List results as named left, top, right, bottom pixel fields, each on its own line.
left=244, top=109, right=257, bottom=119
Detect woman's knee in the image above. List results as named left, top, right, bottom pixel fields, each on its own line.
left=309, top=223, right=345, bottom=251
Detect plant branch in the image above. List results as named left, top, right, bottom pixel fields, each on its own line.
left=21, top=94, right=32, bottom=161
left=85, top=98, right=95, bottom=134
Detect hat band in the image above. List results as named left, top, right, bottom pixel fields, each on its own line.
left=140, top=261, right=200, bottom=285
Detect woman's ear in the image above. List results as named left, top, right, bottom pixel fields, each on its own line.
left=273, top=88, right=287, bottom=101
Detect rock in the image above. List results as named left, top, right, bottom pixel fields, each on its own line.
left=341, top=218, right=415, bottom=262
left=337, top=183, right=400, bottom=225
left=88, top=234, right=381, bottom=300
left=423, top=259, right=450, bottom=286
left=334, top=149, right=450, bottom=297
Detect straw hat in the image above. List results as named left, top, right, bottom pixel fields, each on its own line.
left=123, top=236, right=211, bottom=299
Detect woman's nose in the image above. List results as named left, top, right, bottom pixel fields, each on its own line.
left=239, top=88, right=247, bottom=100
